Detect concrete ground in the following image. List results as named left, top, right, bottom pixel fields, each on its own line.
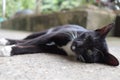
left=0, top=29, right=120, bottom=80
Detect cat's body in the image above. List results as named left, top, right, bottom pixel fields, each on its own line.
left=0, top=23, right=119, bottom=66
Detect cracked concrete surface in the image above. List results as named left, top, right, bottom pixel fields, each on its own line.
left=0, top=29, right=120, bottom=80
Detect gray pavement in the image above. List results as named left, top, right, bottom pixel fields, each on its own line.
left=0, top=29, right=120, bottom=80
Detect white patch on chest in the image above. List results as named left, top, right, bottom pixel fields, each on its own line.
left=60, top=41, right=75, bottom=56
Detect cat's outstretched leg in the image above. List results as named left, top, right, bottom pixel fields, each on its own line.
left=0, top=30, right=48, bottom=46
left=5, top=33, right=51, bottom=56
left=0, top=44, right=66, bottom=56
left=23, top=30, right=47, bottom=40
left=0, top=38, right=10, bottom=46
left=0, top=32, right=68, bottom=56
left=0, top=45, right=43, bottom=56
left=0, top=38, right=27, bottom=46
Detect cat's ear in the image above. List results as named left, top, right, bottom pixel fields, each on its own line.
left=103, top=53, right=119, bottom=66
left=95, top=23, right=114, bottom=38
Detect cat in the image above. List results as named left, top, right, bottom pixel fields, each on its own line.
left=0, top=23, right=119, bottom=66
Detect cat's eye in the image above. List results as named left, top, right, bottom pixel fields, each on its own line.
left=87, top=49, right=93, bottom=55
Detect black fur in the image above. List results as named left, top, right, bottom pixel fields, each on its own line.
left=5, top=23, right=119, bottom=66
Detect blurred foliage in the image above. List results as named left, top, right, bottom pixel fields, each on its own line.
left=0, top=0, right=95, bottom=18
left=41, top=0, right=95, bottom=13
left=0, top=0, right=35, bottom=18
left=42, top=0, right=80, bottom=13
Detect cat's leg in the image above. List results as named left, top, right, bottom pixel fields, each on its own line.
left=0, top=30, right=48, bottom=46
left=0, top=45, right=42, bottom=56
left=24, top=30, right=48, bottom=40
left=0, top=44, right=67, bottom=56
left=0, top=38, right=28, bottom=46
left=0, top=38, right=10, bottom=46
left=0, top=27, right=55, bottom=46
left=0, top=32, right=68, bottom=56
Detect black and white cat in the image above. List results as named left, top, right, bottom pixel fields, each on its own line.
left=0, top=23, right=119, bottom=66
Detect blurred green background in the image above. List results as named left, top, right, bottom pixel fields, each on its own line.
left=0, top=0, right=95, bottom=18
left=1, top=0, right=120, bottom=36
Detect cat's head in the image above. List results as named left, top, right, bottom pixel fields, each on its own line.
left=71, top=23, right=119, bottom=66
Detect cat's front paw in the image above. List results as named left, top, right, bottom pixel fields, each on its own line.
left=0, top=45, right=14, bottom=57
left=0, top=38, right=9, bottom=46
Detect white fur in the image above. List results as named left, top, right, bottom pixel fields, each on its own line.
left=60, top=41, right=75, bottom=56
left=46, top=42, right=55, bottom=46
left=0, top=38, right=9, bottom=46
left=71, top=46, right=76, bottom=50
left=46, top=28, right=54, bottom=34
left=0, top=45, right=15, bottom=57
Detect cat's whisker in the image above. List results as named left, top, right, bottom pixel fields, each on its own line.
left=72, top=31, right=77, bottom=39
left=70, top=31, right=75, bottom=39
left=63, top=32, right=74, bottom=40
left=67, top=32, right=74, bottom=40
left=75, top=31, right=78, bottom=38
left=78, top=55, right=85, bottom=62
left=67, top=31, right=74, bottom=40
left=94, top=48, right=104, bottom=57
left=72, top=31, right=75, bottom=39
